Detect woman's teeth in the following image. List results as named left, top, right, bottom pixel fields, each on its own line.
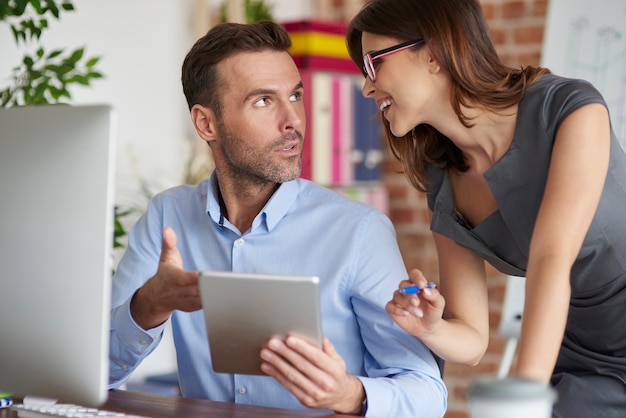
left=379, top=99, right=393, bottom=112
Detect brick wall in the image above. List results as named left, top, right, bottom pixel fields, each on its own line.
left=332, top=1, right=549, bottom=417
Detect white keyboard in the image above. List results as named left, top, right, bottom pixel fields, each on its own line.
left=11, top=403, right=149, bottom=418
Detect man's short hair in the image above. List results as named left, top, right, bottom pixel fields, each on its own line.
left=181, top=20, right=292, bottom=116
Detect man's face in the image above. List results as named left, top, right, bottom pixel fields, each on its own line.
left=213, top=50, right=306, bottom=184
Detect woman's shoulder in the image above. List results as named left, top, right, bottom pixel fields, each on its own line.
left=521, top=73, right=607, bottom=128
left=525, top=73, right=605, bottom=108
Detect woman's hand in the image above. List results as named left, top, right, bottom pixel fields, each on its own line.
left=386, top=268, right=445, bottom=337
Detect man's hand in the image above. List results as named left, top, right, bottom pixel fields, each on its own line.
left=130, top=227, right=201, bottom=330
left=260, top=336, right=366, bottom=415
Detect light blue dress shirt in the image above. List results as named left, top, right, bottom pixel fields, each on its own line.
left=109, top=173, right=447, bottom=417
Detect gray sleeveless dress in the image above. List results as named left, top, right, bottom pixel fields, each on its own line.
left=425, top=73, right=626, bottom=417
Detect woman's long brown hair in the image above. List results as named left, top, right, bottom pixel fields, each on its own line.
left=347, top=0, right=549, bottom=192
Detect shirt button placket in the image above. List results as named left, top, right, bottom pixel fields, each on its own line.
left=233, top=238, right=245, bottom=267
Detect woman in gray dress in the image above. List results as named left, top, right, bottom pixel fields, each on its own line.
left=347, top=0, right=626, bottom=416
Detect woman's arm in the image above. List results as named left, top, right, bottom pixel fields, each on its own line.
left=429, top=232, right=491, bottom=365
left=387, top=231, right=490, bottom=365
left=515, top=103, right=610, bottom=382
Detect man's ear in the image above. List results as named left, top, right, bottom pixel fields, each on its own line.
left=190, top=104, right=218, bottom=143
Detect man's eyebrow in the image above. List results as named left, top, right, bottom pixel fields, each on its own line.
left=244, top=82, right=304, bottom=102
left=244, top=88, right=277, bottom=102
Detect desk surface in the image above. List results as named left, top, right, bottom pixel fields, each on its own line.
left=1, top=390, right=351, bottom=418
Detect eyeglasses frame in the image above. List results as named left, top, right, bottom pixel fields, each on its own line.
left=363, top=39, right=424, bottom=82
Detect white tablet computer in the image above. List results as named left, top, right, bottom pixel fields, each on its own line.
left=198, top=271, right=323, bottom=375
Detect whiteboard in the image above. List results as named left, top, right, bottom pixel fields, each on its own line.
left=542, top=0, right=626, bottom=147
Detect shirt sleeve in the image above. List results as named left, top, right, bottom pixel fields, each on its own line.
left=108, top=200, right=167, bottom=388
left=108, top=297, right=167, bottom=388
left=350, top=211, right=448, bottom=417
left=541, top=76, right=608, bottom=136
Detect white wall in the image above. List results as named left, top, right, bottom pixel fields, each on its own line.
left=0, top=0, right=316, bottom=385
left=207, top=0, right=314, bottom=21
left=0, top=0, right=197, bottom=384
left=1, top=0, right=198, bottom=210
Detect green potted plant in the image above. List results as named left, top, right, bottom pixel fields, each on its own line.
left=0, top=0, right=103, bottom=106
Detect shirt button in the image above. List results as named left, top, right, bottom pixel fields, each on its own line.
left=139, top=339, right=148, bottom=345
left=120, top=363, right=128, bottom=369
left=236, top=238, right=245, bottom=246
left=238, top=386, right=247, bottom=394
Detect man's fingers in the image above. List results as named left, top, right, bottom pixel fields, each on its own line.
left=160, top=227, right=181, bottom=265
left=162, top=226, right=177, bottom=249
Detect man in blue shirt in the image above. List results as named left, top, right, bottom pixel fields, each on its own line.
left=109, top=21, right=447, bottom=417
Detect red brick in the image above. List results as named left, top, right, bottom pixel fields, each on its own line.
left=389, top=207, right=416, bottom=224
left=514, top=24, right=545, bottom=44
left=385, top=183, right=408, bottom=199
left=517, top=50, right=542, bottom=66
left=480, top=3, right=496, bottom=20
left=489, top=26, right=508, bottom=45
left=533, top=0, right=548, bottom=17
left=502, top=0, right=526, bottom=19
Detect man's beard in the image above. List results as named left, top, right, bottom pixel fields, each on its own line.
left=216, top=119, right=303, bottom=184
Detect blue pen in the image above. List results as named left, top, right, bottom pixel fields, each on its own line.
left=399, top=282, right=437, bottom=295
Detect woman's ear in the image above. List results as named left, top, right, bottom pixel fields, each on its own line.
left=190, top=104, right=218, bottom=143
left=423, top=46, right=441, bottom=74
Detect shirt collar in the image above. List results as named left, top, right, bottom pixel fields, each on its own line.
left=205, top=171, right=300, bottom=232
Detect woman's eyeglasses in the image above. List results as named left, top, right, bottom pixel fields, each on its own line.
left=363, top=39, right=424, bottom=82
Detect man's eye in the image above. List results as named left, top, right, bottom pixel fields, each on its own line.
left=289, top=92, right=302, bottom=102
left=254, top=98, right=269, bottom=107
left=372, top=58, right=383, bottom=69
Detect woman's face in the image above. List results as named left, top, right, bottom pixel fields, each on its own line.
left=360, top=32, right=444, bottom=137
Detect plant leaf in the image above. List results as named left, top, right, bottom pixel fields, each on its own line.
left=85, top=56, right=100, bottom=67
left=68, top=47, right=84, bottom=63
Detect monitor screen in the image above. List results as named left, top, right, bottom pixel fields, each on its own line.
left=0, top=105, right=116, bottom=407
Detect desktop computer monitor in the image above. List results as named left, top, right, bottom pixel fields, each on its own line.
left=0, top=104, right=116, bottom=407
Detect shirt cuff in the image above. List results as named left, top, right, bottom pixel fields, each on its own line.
left=114, top=297, right=166, bottom=354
